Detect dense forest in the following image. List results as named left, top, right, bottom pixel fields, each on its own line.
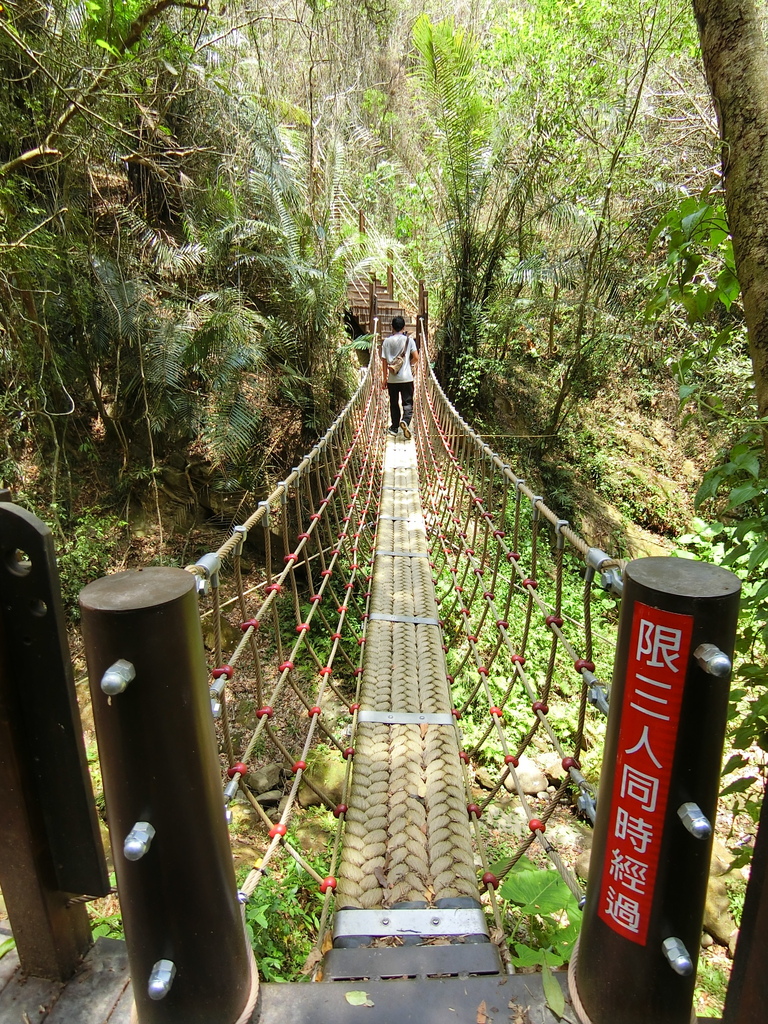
left=2, top=0, right=767, bottom=897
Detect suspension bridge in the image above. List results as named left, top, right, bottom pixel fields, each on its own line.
left=0, top=321, right=757, bottom=1024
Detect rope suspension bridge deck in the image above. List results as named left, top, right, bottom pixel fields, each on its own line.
left=328, top=431, right=494, bottom=982
left=0, top=318, right=738, bottom=1024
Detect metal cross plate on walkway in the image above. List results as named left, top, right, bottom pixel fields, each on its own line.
left=255, top=974, right=573, bottom=1024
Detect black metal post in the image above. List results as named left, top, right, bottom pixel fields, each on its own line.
left=722, top=784, right=768, bottom=1023
left=79, top=567, right=252, bottom=1024
left=574, top=557, right=740, bottom=1024
left=0, top=502, right=108, bottom=979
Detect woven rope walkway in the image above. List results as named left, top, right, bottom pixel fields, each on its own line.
left=336, top=431, right=479, bottom=915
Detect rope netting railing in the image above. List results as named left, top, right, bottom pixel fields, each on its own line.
left=412, top=330, right=623, bottom=905
left=186, top=317, right=387, bottom=961
left=185, top=319, right=624, bottom=971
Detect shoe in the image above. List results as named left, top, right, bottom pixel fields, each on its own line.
left=400, top=421, right=412, bottom=440
left=388, top=426, right=398, bottom=436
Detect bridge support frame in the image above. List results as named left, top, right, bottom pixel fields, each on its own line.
left=0, top=502, right=109, bottom=980
left=573, top=556, right=740, bottom=1024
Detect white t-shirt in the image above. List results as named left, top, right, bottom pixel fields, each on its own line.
left=381, top=333, right=417, bottom=383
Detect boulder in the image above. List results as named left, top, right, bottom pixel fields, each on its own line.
left=504, top=754, right=547, bottom=795
left=246, top=763, right=283, bottom=795
left=298, top=747, right=346, bottom=807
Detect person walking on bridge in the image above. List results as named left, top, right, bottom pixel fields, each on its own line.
left=381, top=315, right=418, bottom=439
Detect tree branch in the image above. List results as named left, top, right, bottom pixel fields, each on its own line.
left=0, top=0, right=208, bottom=177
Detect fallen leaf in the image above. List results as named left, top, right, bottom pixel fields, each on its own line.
left=321, top=930, right=333, bottom=954
left=374, top=865, right=388, bottom=887
left=420, top=723, right=429, bottom=737
left=300, top=948, right=322, bottom=975
left=508, top=1002, right=529, bottom=1024
left=345, top=990, right=375, bottom=1007
left=476, top=999, right=489, bottom=1023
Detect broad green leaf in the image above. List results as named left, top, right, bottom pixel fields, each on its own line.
left=500, top=866, right=577, bottom=916
left=694, top=473, right=722, bottom=506
left=0, top=938, right=15, bottom=960
left=542, top=962, right=566, bottom=1018
left=747, top=540, right=768, bottom=572
left=345, top=991, right=374, bottom=1007
left=681, top=204, right=710, bottom=239
left=727, top=483, right=764, bottom=509
left=731, top=451, right=761, bottom=478
left=722, top=754, right=749, bottom=775
left=511, top=943, right=563, bottom=968
left=721, top=777, right=757, bottom=797
left=716, top=267, right=740, bottom=308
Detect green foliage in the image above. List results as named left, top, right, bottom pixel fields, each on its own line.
left=676, top=430, right=767, bottom=861
left=646, top=193, right=738, bottom=325
left=242, top=851, right=321, bottom=981
left=500, top=860, right=581, bottom=968
left=694, top=957, right=729, bottom=1019
left=56, top=511, right=128, bottom=617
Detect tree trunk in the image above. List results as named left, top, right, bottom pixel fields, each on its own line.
left=692, top=0, right=768, bottom=432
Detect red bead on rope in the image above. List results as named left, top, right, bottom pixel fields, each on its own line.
left=319, top=667, right=332, bottom=676
left=511, top=655, right=526, bottom=666
left=522, top=578, right=538, bottom=589
left=490, top=706, right=503, bottom=718
left=320, top=876, right=337, bottom=894
left=296, top=622, right=310, bottom=633
left=504, top=754, right=519, bottom=767
left=546, top=615, right=564, bottom=628
left=269, top=823, right=287, bottom=838
left=212, top=665, right=234, bottom=680
left=333, top=804, right=348, bottom=818
left=467, top=803, right=482, bottom=819
left=575, top=659, right=596, bottom=673
left=240, top=619, right=260, bottom=632
left=532, top=701, right=549, bottom=715
left=482, top=872, right=499, bottom=890
left=279, top=660, right=294, bottom=672
left=451, top=708, right=462, bottom=719
left=310, top=594, right=322, bottom=603
left=256, top=706, right=273, bottom=719
left=562, top=756, right=580, bottom=771
left=349, top=703, right=360, bottom=714
left=528, top=818, right=546, bottom=834
left=284, top=553, right=298, bottom=564
left=343, top=747, right=355, bottom=760
left=308, top=706, right=321, bottom=718
left=292, top=760, right=307, bottom=773
left=459, top=751, right=470, bottom=764
left=227, top=762, right=248, bottom=779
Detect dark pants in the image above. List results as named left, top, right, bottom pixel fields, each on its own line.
left=387, top=381, right=414, bottom=429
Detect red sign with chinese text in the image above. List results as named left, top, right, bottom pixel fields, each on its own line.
left=597, top=601, right=694, bottom=944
